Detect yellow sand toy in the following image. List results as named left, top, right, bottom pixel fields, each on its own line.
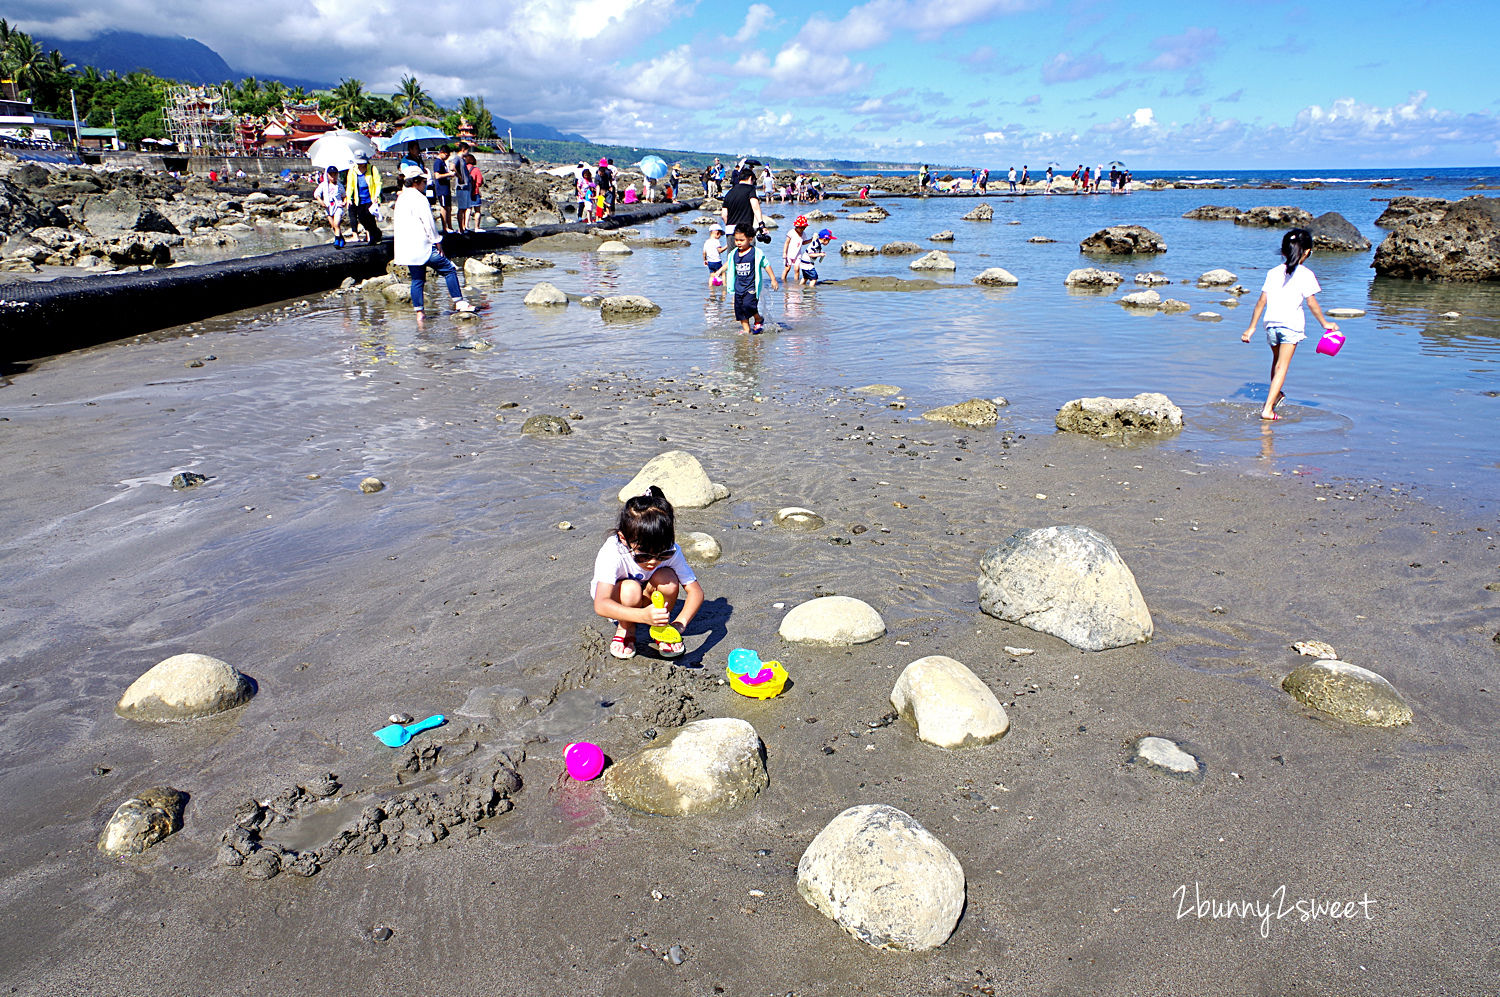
left=649, top=591, right=681, bottom=644
left=726, top=648, right=789, bottom=699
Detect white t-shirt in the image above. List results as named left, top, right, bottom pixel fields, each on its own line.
left=591, top=535, right=697, bottom=597
left=703, top=234, right=724, bottom=263
left=393, top=187, right=440, bottom=266
left=1260, top=264, right=1321, bottom=332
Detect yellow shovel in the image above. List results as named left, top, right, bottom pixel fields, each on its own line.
left=649, top=591, right=682, bottom=644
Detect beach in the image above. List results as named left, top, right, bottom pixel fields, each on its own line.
left=2, top=187, right=1499, bottom=996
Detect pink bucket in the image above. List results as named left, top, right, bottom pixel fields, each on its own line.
left=564, top=742, right=605, bottom=781
left=1315, top=330, right=1345, bottom=357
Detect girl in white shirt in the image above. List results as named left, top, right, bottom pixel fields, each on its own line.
left=1240, top=228, right=1340, bottom=421
left=592, top=485, right=704, bottom=659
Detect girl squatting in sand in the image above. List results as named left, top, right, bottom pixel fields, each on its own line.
left=592, top=486, right=704, bottom=659
left=1241, top=228, right=1340, bottom=421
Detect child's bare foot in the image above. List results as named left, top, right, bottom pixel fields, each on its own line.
left=610, top=625, right=636, bottom=659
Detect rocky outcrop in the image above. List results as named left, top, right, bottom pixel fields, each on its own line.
left=880, top=241, right=922, bottom=255
left=618, top=450, right=727, bottom=509
left=599, top=295, right=661, bottom=319
left=779, top=596, right=885, bottom=645
left=1374, top=196, right=1449, bottom=228
left=797, top=804, right=965, bottom=951
left=78, top=190, right=180, bottom=237
left=603, top=718, right=768, bottom=815
left=1055, top=392, right=1183, bottom=437
left=0, top=176, right=70, bottom=239
left=978, top=525, right=1153, bottom=651
left=1310, top=211, right=1371, bottom=251
left=839, top=241, right=878, bottom=256
left=890, top=656, right=1009, bottom=748
left=1080, top=225, right=1166, bottom=255
left=1064, top=267, right=1124, bottom=288
left=921, top=398, right=1001, bottom=428
left=1119, top=290, right=1161, bottom=308
left=961, top=203, right=994, bottom=221
left=116, top=653, right=254, bottom=721
left=486, top=167, right=563, bottom=226
left=1372, top=196, right=1500, bottom=281
left=1182, top=205, right=1243, bottom=221
left=1234, top=206, right=1314, bottom=228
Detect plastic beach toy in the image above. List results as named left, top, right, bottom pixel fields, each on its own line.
left=725, top=648, right=789, bottom=700
left=1316, top=329, right=1345, bottom=357
left=373, top=713, right=446, bottom=747
left=565, top=741, right=606, bottom=781
left=649, top=591, right=682, bottom=644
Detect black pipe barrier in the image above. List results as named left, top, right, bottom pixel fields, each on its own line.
left=0, top=199, right=699, bottom=365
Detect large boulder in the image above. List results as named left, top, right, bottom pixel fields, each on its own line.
left=909, top=250, right=956, bottom=271
left=978, top=525, right=1153, bottom=651
left=797, top=804, right=965, bottom=951
left=1119, top=290, right=1161, bottom=308
left=973, top=267, right=1019, bottom=286
left=1064, top=267, right=1124, bottom=288
left=1372, top=196, right=1500, bottom=281
left=1182, top=205, right=1243, bottom=221
left=921, top=398, right=1001, bottom=428
left=486, top=167, right=563, bottom=226
left=599, top=295, right=661, bottom=319
left=603, top=717, right=768, bottom=815
left=890, top=656, right=1009, bottom=748
left=1235, top=206, right=1314, bottom=228
left=1374, top=196, right=1449, bottom=228
left=961, top=203, right=994, bottom=221
left=839, top=241, right=878, bottom=256
left=116, top=653, right=254, bottom=721
left=617, top=450, right=726, bottom=509
left=1056, top=392, right=1183, bottom=437
left=523, top=281, right=569, bottom=306
left=1283, top=659, right=1413, bottom=726
left=98, top=787, right=187, bottom=857
left=1197, top=268, right=1237, bottom=286
left=779, top=596, right=885, bottom=645
left=1080, top=225, right=1166, bottom=255
left=0, top=178, right=74, bottom=239
left=78, top=190, right=180, bottom=237
left=880, top=241, right=922, bottom=255
left=1310, top=211, right=1371, bottom=251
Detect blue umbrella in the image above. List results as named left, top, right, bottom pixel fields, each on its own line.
left=385, top=124, right=452, bottom=149
left=637, top=155, right=669, bottom=180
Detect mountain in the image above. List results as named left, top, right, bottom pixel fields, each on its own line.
left=491, top=117, right=590, bottom=144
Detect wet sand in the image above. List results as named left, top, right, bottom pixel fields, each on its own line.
left=0, top=285, right=1498, bottom=996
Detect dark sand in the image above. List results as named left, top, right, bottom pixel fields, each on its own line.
left=1, top=288, right=1497, bottom=996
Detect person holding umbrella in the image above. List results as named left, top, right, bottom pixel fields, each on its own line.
left=394, top=163, right=476, bottom=318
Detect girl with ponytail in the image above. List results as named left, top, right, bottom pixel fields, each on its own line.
left=1240, top=228, right=1340, bottom=421
left=591, top=485, right=704, bottom=659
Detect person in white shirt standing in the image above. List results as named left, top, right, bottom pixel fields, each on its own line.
left=1240, top=227, right=1339, bottom=421
left=394, top=163, right=475, bottom=318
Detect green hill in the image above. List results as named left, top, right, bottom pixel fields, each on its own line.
left=509, top=137, right=916, bottom=173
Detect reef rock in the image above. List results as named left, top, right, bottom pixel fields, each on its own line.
left=880, top=241, right=922, bottom=255
left=1372, top=196, right=1500, bottom=281
left=604, top=717, right=768, bottom=815
left=1374, top=196, right=1449, bottom=228
left=1182, top=205, right=1244, bottom=221
left=523, top=281, right=569, bottom=306
left=1080, top=225, right=1166, bottom=255
left=1119, top=290, right=1161, bottom=308
left=1055, top=392, right=1183, bottom=437
left=1235, top=206, right=1315, bottom=228
left=599, top=295, right=661, bottom=319
left=973, top=267, right=1019, bottom=286
left=961, top=203, right=994, bottom=221
left=1310, top=211, right=1371, bottom=251
left=921, top=398, right=1001, bottom=428
left=1064, top=267, right=1124, bottom=288
left=839, top=241, right=878, bottom=256
left=909, top=250, right=956, bottom=271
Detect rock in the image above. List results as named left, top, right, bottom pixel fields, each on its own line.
left=359, top=476, right=385, bottom=493
left=1159, top=299, right=1191, bottom=313
left=1027, top=236, right=1057, bottom=243
left=839, top=241, right=878, bottom=256
left=1119, top=290, right=1161, bottom=308
left=880, top=241, right=922, bottom=255
left=603, top=717, right=768, bottom=816
left=779, top=596, right=885, bottom=645
left=360, top=274, right=398, bottom=293
left=98, top=787, right=187, bottom=857
left=1373, top=196, right=1500, bottom=281
left=521, top=414, right=573, bottom=436
left=1310, top=211, right=1371, bottom=252
left=978, top=525, right=1153, bottom=651
left=775, top=507, right=825, bottom=530
left=599, top=295, right=661, bottom=319
left=78, top=190, right=180, bottom=237
left=909, top=250, right=956, bottom=271
left=1130, top=737, right=1203, bottom=780
left=797, top=804, right=964, bottom=951
left=1080, top=225, right=1166, bottom=255
left=890, top=656, right=1008, bottom=748
left=381, top=282, right=412, bottom=304
left=1235, top=206, right=1315, bottom=228
left=1293, top=640, right=1339, bottom=659
left=843, top=198, right=873, bottom=207
left=680, top=531, right=722, bottom=562
left=523, top=282, right=569, bottom=307
left=618, top=450, right=725, bottom=509
left=486, top=167, right=564, bottom=226
left=853, top=383, right=901, bottom=396
left=972, top=268, right=1019, bottom=286
left=1440, top=311, right=1461, bottom=319
left=456, top=685, right=530, bottom=719
left=463, top=257, right=500, bottom=276
left=1197, top=268, right=1237, bottom=286
left=1325, top=307, right=1365, bottom=318
left=116, top=653, right=254, bottom=722
left=171, top=471, right=208, bottom=490
left=1194, top=311, right=1222, bottom=321
left=1182, top=205, right=1244, bottom=221
left=922, top=398, right=1000, bottom=428
left=929, top=230, right=955, bottom=241
left=1056, top=392, right=1183, bottom=437
left=1064, top=267, right=1124, bottom=288
left=481, top=252, right=554, bottom=271
left=961, top=203, right=994, bottom=221
left=597, top=240, right=633, bottom=254
left=1374, top=196, right=1449, bottom=228
left=1282, top=659, right=1413, bottom=727
left=1134, top=272, right=1170, bottom=285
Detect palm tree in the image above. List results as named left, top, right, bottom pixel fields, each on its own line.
left=456, top=96, right=496, bottom=139
left=4, top=33, right=45, bottom=95
left=392, top=74, right=436, bottom=117
left=289, top=85, right=309, bottom=105
left=263, top=79, right=286, bottom=110
left=326, top=78, right=367, bottom=124
left=239, top=76, right=260, bottom=97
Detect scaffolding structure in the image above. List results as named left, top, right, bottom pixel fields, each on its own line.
left=162, top=84, right=237, bottom=153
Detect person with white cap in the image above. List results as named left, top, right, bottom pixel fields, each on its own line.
left=345, top=152, right=382, bottom=243
left=701, top=223, right=726, bottom=289
left=394, top=162, right=475, bottom=316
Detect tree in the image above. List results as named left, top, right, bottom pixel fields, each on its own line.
left=263, top=79, right=286, bottom=112
left=288, top=85, right=309, bottom=105
left=393, top=74, right=437, bottom=117
left=323, top=77, right=366, bottom=124
left=4, top=33, right=46, bottom=96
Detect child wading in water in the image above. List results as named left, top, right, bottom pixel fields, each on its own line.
left=730, top=222, right=778, bottom=333
left=702, top=224, right=726, bottom=289
left=592, top=486, right=703, bottom=659
left=1240, top=228, right=1340, bottom=421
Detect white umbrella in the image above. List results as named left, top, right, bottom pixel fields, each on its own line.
left=308, top=130, right=377, bottom=170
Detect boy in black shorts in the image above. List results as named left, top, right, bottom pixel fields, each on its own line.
left=730, top=223, right=778, bottom=334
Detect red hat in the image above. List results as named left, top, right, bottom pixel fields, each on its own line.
left=794, top=215, right=808, bottom=227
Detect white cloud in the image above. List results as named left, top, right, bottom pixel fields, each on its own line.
left=982, top=130, right=1006, bottom=143
left=1041, top=51, right=1118, bottom=84
left=1131, top=107, right=1156, bottom=128
left=732, top=3, right=776, bottom=43
left=1142, top=27, right=1221, bottom=72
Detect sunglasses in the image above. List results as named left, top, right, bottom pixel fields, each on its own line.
left=629, top=546, right=674, bottom=564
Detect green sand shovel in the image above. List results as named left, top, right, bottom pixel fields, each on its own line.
left=373, top=714, right=446, bottom=747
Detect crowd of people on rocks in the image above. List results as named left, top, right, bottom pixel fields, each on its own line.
left=915, top=162, right=1134, bottom=194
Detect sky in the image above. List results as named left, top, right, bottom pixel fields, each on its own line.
left=13, top=0, right=1500, bottom=168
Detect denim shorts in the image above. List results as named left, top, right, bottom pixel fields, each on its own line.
left=1265, top=325, right=1306, bottom=347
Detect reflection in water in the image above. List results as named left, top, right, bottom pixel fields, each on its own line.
left=1367, top=276, right=1500, bottom=360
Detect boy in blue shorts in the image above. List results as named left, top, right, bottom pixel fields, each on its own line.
left=730, top=223, right=778, bottom=333
left=800, top=228, right=836, bottom=286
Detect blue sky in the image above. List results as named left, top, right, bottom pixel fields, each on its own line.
left=16, top=0, right=1500, bottom=166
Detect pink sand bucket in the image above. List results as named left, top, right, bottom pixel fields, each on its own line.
left=1315, top=329, right=1345, bottom=357
left=564, top=741, right=605, bottom=781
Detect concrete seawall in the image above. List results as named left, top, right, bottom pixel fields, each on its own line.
left=0, top=200, right=697, bottom=366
